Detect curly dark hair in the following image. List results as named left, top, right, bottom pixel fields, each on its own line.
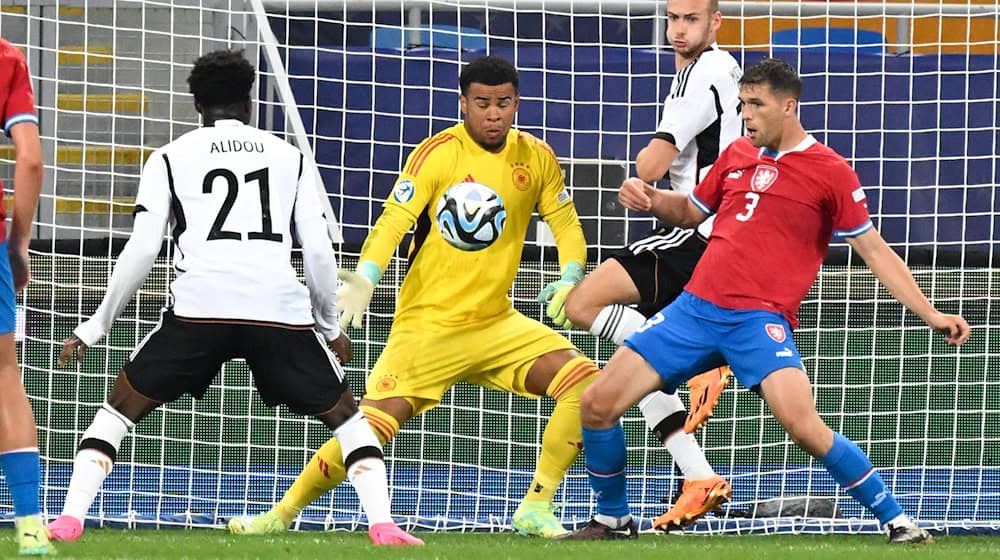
left=187, top=50, right=255, bottom=108
left=739, top=57, right=802, bottom=99
left=459, top=55, right=519, bottom=96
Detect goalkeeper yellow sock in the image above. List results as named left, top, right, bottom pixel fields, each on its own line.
left=273, top=405, right=400, bottom=525
left=523, top=357, right=599, bottom=504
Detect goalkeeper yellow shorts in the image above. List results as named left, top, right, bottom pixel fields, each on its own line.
left=364, top=308, right=577, bottom=415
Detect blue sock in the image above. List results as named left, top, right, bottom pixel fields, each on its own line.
left=581, top=425, right=630, bottom=518
left=0, top=449, right=41, bottom=517
left=820, top=432, right=901, bottom=525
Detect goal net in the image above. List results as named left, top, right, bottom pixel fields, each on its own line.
left=1, top=0, right=996, bottom=534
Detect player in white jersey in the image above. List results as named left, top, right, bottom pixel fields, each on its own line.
left=46, top=50, right=421, bottom=546
left=539, top=0, right=742, bottom=532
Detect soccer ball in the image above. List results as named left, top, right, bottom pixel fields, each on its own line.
left=435, top=182, right=507, bottom=251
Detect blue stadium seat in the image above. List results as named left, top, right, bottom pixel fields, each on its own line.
left=371, top=24, right=487, bottom=50
left=772, top=27, right=885, bottom=54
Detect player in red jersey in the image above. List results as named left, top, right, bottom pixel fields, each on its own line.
left=553, top=0, right=741, bottom=530
left=566, top=58, right=969, bottom=543
left=0, top=38, right=50, bottom=556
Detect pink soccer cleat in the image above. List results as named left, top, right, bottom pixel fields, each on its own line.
left=47, top=515, right=84, bottom=542
left=368, top=522, right=424, bottom=546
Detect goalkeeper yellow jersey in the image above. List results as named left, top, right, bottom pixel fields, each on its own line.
left=359, top=122, right=586, bottom=327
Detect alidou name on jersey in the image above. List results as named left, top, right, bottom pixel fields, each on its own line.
left=209, top=139, right=265, bottom=154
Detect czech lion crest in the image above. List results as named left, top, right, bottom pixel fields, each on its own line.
left=751, top=164, right=779, bottom=193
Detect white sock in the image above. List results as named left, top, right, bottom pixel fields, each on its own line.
left=638, top=390, right=684, bottom=431
left=62, top=404, right=133, bottom=521
left=590, top=304, right=647, bottom=345
left=336, top=412, right=393, bottom=525
left=887, top=513, right=915, bottom=528
left=639, top=391, right=715, bottom=479
left=664, top=431, right=715, bottom=480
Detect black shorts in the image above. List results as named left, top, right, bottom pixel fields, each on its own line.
left=608, top=225, right=707, bottom=318
left=123, top=310, right=348, bottom=415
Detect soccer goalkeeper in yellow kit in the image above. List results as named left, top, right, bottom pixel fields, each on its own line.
left=229, top=55, right=596, bottom=538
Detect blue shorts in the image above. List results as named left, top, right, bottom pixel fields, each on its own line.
left=0, top=243, right=15, bottom=335
left=623, top=291, right=804, bottom=393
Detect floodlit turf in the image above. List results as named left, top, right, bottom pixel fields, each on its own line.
left=12, top=529, right=1000, bottom=560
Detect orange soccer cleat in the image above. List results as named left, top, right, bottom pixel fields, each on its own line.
left=653, top=475, right=732, bottom=532
left=685, top=366, right=733, bottom=433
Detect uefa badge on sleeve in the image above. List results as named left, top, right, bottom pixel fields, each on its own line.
left=392, top=179, right=415, bottom=203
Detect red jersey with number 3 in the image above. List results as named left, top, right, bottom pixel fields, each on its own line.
left=0, top=38, right=39, bottom=233
left=687, top=135, right=872, bottom=328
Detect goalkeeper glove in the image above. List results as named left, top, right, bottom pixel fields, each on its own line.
left=537, top=262, right=585, bottom=329
left=336, top=261, right=381, bottom=330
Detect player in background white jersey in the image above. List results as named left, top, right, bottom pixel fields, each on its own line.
left=46, top=50, right=421, bottom=546
left=538, top=0, right=742, bottom=532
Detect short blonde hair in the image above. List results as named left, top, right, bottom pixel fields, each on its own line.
left=668, top=0, right=721, bottom=15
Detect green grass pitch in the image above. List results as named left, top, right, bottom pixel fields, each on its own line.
left=13, top=530, right=1000, bottom=560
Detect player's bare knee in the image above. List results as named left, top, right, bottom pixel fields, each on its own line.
left=563, top=286, right=596, bottom=330
left=106, top=371, right=160, bottom=423
left=579, top=385, right=618, bottom=429
left=526, top=349, right=583, bottom=396
left=315, top=390, right=361, bottom=430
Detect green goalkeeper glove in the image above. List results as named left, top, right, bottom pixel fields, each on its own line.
left=537, top=262, right=585, bottom=329
left=336, top=261, right=381, bottom=330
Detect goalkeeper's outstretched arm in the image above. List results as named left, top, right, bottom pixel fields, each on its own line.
left=336, top=205, right=416, bottom=329
left=338, top=133, right=452, bottom=329
left=536, top=201, right=587, bottom=328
